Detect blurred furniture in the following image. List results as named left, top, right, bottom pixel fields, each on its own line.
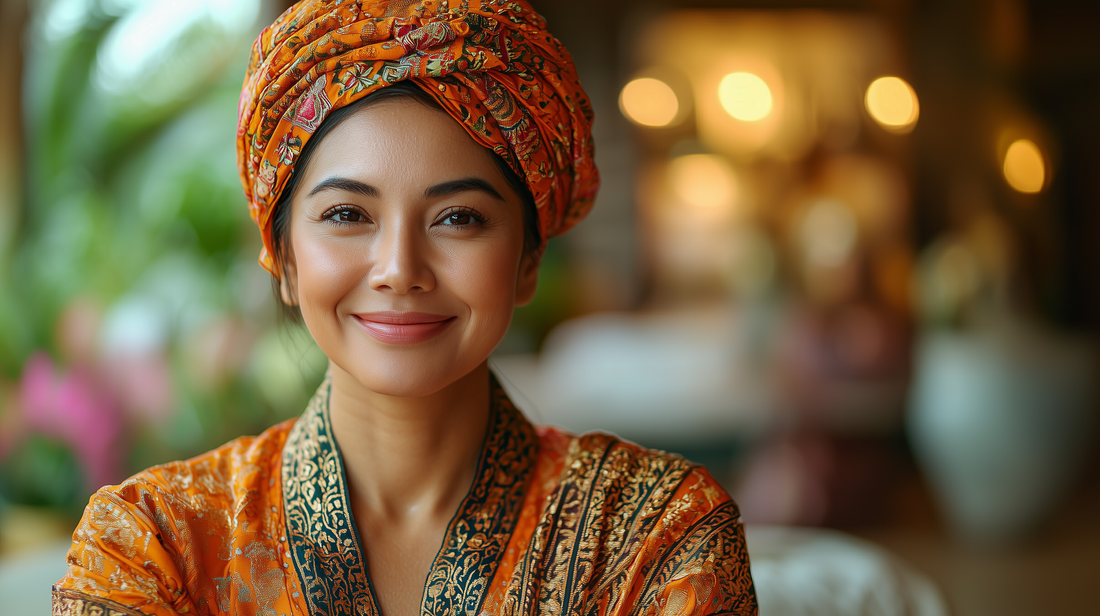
left=494, top=308, right=910, bottom=442
left=493, top=308, right=777, bottom=445
left=746, top=525, right=947, bottom=616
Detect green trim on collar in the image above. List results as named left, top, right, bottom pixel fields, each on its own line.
left=282, top=377, right=376, bottom=616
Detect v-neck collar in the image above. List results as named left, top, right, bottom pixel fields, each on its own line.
left=281, top=373, right=538, bottom=616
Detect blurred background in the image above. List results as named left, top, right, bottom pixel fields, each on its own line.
left=0, top=0, right=1098, bottom=614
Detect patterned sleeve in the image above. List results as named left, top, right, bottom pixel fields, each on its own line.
left=634, top=468, right=758, bottom=616
left=52, top=483, right=192, bottom=616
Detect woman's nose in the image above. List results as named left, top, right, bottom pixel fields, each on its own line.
left=367, top=223, right=436, bottom=294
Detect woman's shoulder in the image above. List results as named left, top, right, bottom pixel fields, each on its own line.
left=81, top=416, right=300, bottom=544
left=526, top=425, right=756, bottom=614
left=55, top=418, right=301, bottom=615
left=100, top=416, right=297, bottom=512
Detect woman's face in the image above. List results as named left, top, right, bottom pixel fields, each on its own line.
left=284, top=98, right=538, bottom=398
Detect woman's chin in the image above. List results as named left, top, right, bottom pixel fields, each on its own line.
left=332, top=359, right=482, bottom=400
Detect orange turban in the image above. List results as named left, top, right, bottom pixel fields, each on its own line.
left=236, top=0, right=599, bottom=276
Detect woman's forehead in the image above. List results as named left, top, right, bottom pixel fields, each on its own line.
left=300, top=99, right=501, bottom=191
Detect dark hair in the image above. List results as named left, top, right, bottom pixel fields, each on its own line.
left=269, top=81, right=541, bottom=324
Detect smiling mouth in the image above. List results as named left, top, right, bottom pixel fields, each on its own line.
left=352, top=312, right=456, bottom=344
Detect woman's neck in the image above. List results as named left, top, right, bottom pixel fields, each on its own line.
left=326, top=360, right=491, bottom=524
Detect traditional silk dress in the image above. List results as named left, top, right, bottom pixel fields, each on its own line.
left=53, top=376, right=757, bottom=615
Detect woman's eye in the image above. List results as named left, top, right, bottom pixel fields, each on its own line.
left=443, top=212, right=475, bottom=226
left=325, top=207, right=366, bottom=223
left=439, top=209, right=485, bottom=227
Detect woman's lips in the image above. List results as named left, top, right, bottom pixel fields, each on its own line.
left=352, top=312, right=455, bottom=344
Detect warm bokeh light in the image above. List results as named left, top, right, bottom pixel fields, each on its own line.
left=668, top=154, right=738, bottom=209
left=865, top=76, right=919, bottom=132
left=718, top=72, right=773, bottom=122
left=619, top=77, right=680, bottom=127
left=1003, top=139, right=1045, bottom=194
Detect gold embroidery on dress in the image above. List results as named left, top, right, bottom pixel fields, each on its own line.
left=55, top=418, right=299, bottom=615
left=52, top=588, right=148, bottom=616
left=490, top=436, right=758, bottom=615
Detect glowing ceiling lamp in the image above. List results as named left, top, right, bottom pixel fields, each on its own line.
left=865, top=76, right=919, bottom=133
left=619, top=77, right=680, bottom=127
left=1003, top=139, right=1045, bottom=194
left=717, top=72, right=773, bottom=122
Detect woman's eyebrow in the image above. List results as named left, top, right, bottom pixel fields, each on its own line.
left=306, top=176, right=504, bottom=201
left=425, top=178, right=505, bottom=201
left=307, top=177, right=380, bottom=198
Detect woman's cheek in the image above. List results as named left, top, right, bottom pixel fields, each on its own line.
left=295, top=235, right=361, bottom=336
left=456, top=243, right=520, bottom=305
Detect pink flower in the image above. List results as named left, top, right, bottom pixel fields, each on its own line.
left=18, top=352, right=125, bottom=490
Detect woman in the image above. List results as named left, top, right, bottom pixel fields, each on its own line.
left=53, top=1, right=757, bottom=615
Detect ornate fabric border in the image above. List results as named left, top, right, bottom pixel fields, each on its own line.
left=52, top=587, right=149, bottom=616
left=281, top=374, right=537, bottom=616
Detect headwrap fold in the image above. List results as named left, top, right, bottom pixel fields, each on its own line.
left=236, top=0, right=599, bottom=276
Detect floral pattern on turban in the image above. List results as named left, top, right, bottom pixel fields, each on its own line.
left=237, top=0, right=600, bottom=276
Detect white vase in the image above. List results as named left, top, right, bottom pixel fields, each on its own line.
left=908, top=317, right=1096, bottom=544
